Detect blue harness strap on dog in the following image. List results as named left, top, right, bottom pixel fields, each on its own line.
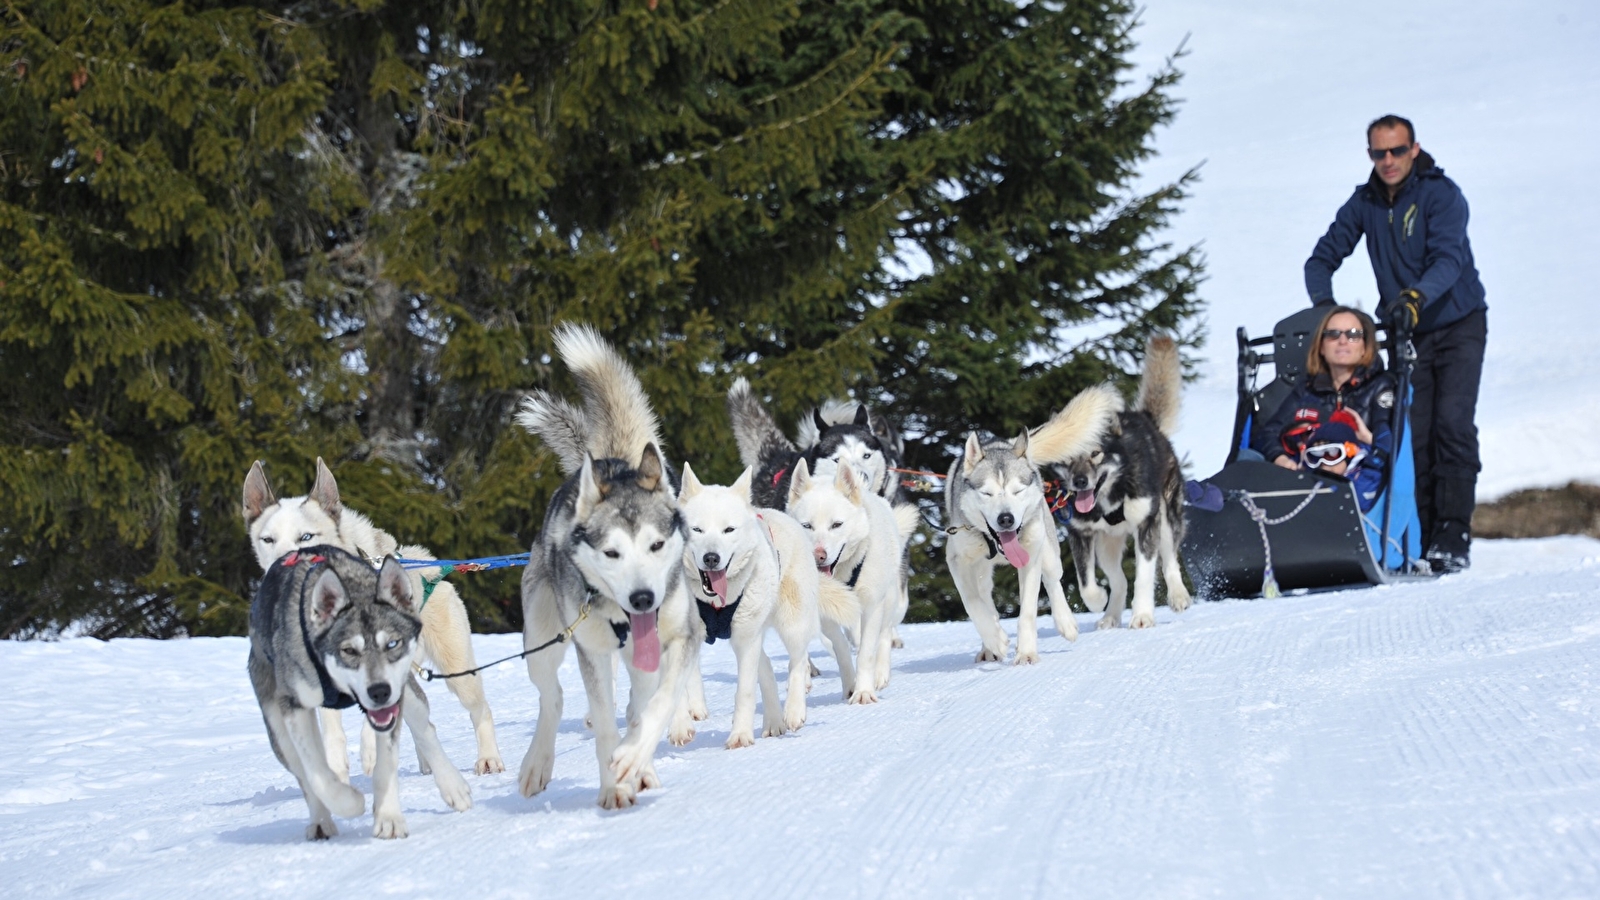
left=696, top=596, right=743, bottom=644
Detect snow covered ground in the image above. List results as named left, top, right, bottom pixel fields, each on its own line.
left=1127, top=0, right=1600, bottom=498
left=4, top=536, right=1599, bottom=898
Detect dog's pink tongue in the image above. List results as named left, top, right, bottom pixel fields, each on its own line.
left=629, top=612, right=660, bottom=672
left=996, top=530, right=1030, bottom=568
left=366, top=703, right=400, bottom=729
left=707, top=569, right=728, bottom=606
left=1074, top=489, right=1097, bottom=514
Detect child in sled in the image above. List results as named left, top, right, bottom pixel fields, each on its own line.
left=1299, top=408, right=1386, bottom=512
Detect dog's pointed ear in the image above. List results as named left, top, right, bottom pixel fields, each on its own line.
left=636, top=443, right=667, bottom=492
left=853, top=404, right=870, bottom=427
left=961, top=433, right=985, bottom=476
left=835, top=462, right=864, bottom=505
left=731, top=466, right=755, bottom=504
left=678, top=461, right=703, bottom=502
left=376, top=556, right=416, bottom=615
left=787, top=457, right=812, bottom=508
left=310, top=457, right=342, bottom=521
left=242, top=461, right=276, bottom=527
left=1012, top=429, right=1032, bottom=461
left=310, top=567, right=351, bottom=630
left=576, top=455, right=609, bottom=521
left=812, top=408, right=830, bottom=435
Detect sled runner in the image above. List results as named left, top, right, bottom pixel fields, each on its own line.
left=1182, top=307, right=1429, bottom=598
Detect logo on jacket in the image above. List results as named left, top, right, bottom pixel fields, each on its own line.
left=1377, top=389, right=1395, bottom=410
left=1294, top=408, right=1320, bottom=423
left=1402, top=204, right=1418, bottom=240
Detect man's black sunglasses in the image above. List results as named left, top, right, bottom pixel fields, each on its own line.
left=1368, top=144, right=1412, bottom=161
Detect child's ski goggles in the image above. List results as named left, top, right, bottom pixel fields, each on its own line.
left=1301, top=441, right=1360, bottom=469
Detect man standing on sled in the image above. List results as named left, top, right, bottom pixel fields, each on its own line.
left=1304, top=114, right=1487, bottom=574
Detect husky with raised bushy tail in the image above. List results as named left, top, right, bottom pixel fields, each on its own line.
left=243, top=459, right=503, bottom=778
left=1042, top=334, right=1191, bottom=631
left=673, top=463, right=861, bottom=747
left=513, top=323, right=698, bottom=809
left=945, top=383, right=1121, bottom=664
left=248, top=546, right=472, bottom=840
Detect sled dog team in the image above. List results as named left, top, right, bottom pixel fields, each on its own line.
left=244, top=324, right=1190, bottom=839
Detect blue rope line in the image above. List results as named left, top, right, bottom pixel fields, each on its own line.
left=395, top=553, right=530, bottom=572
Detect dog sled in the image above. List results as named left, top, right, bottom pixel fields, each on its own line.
left=1181, top=306, right=1431, bottom=598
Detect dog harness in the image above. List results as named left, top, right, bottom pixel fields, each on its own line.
left=696, top=596, right=743, bottom=644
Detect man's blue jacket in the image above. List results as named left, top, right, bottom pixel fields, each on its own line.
left=1304, top=151, right=1487, bottom=333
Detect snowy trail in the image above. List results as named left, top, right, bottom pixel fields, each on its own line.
left=3, top=538, right=1599, bottom=898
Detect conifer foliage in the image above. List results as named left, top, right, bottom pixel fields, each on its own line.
left=2, top=0, right=1201, bottom=637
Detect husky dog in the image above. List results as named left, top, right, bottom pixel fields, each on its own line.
left=674, top=463, right=861, bottom=747
left=945, top=386, right=1120, bottom=663
left=1043, top=334, right=1191, bottom=630
left=785, top=458, right=909, bottom=704
left=243, top=460, right=504, bottom=777
left=514, top=323, right=697, bottom=809
left=248, top=547, right=472, bottom=840
left=728, top=379, right=918, bottom=648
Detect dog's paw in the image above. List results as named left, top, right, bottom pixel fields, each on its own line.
left=306, top=818, right=338, bottom=841
left=783, top=702, right=806, bottom=734
left=598, top=781, right=638, bottom=810
left=517, top=747, right=554, bottom=798
left=808, top=660, right=821, bottom=679
left=1097, top=612, right=1121, bottom=631
left=975, top=646, right=1005, bottom=663
left=475, top=754, right=505, bottom=776
left=372, top=812, right=408, bottom=840
left=434, top=768, right=472, bottom=812
left=1130, top=611, right=1156, bottom=630
left=668, top=722, right=696, bottom=746
left=1167, top=589, right=1192, bottom=614
left=762, top=717, right=789, bottom=739
left=689, top=702, right=709, bottom=723
left=726, top=729, right=757, bottom=749
left=416, top=756, right=431, bottom=776
left=323, top=782, right=365, bottom=819
left=609, top=740, right=655, bottom=789
left=847, top=687, right=879, bottom=705
left=1014, top=650, right=1039, bottom=665
left=1057, top=614, right=1080, bottom=642
left=637, top=761, right=660, bottom=793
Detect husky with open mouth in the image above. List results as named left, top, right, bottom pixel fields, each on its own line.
left=243, top=459, right=503, bottom=779
left=1043, top=334, right=1192, bottom=631
left=514, top=323, right=697, bottom=809
left=248, top=546, right=471, bottom=840
left=673, top=463, right=861, bottom=748
left=944, top=387, right=1120, bottom=664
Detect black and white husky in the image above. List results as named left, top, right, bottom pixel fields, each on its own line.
left=243, top=459, right=503, bottom=778
left=945, top=387, right=1121, bottom=664
left=513, top=323, right=698, bottom=809
left=248, top=547, right=472, bottom=840
left=1042, top=334, right=1192, bottom=630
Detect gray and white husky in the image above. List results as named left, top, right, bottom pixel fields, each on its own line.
left=242, top=459, right=503, bottom=777
left=944, top=387, right=1120, bottom=663
left=1042, top=334, right=1192, bottom=630
left=674, top=463, right=861, bottom=747
left=248, top=547, right=471, bottom=840
left=785, top=458, right=911, bottom=704
left=513, top=323, right=698, bottom=809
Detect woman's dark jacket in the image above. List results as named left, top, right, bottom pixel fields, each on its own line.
left=1252, top=362, right=1398, bottom=465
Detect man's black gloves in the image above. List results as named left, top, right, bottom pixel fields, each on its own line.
left=1393, top=288, right=1422, bottom=336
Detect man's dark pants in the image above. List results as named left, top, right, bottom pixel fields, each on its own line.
left=1408, top=309, right=1487, bottom=555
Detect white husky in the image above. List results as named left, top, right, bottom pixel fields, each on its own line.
left=242, top=459, right=504, bottom=778
left=674, top=463, right=861, bottom=747
left=785, top=458, right=910, bottom=704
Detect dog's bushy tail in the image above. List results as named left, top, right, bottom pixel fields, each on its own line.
left=1029, top=384, right=1124, bottom=464
left=1135, top=333, right=1182, bottom=437
left=557, top=323, right=665, bottom=464
left=515, top=391, right=589, bottom=476
left=795, top=398, right=863, bottom=449
left=817, top=578, right=862, bottom=630
left=891, top=502, right=921, bottom=544
left=727, top=377, right=795, bottom=469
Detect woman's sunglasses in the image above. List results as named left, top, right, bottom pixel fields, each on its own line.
left=1322, top=328, right=1365, bottom=342
left=1301, top=441, right=1358, bottom=469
